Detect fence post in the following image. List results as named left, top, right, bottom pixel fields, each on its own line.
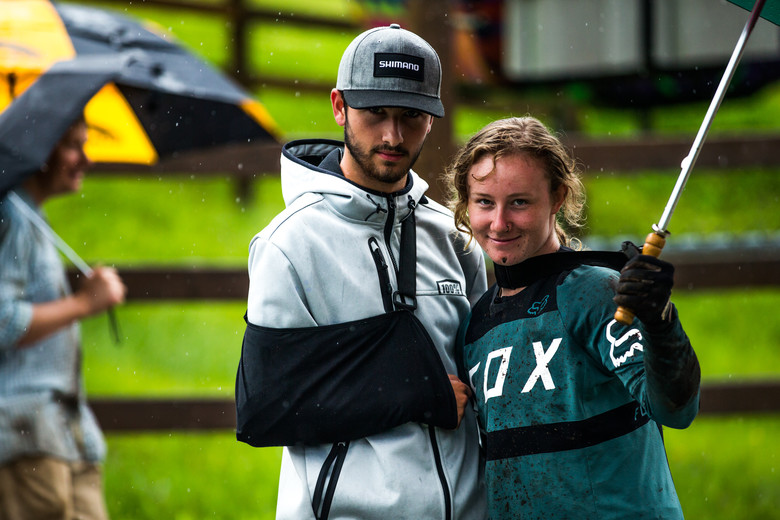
left=406, top=0, right=455, bottom=205
left=227, top=0, right=249, bottom=84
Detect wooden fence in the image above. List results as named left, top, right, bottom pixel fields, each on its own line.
left=75, top=239, right=780, bottom=433
left=90, top=379, right=780, bottom=432
left=76, top=0, right=780, bottom=431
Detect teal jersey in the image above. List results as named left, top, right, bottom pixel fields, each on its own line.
left=461, top=262, right=699, bottom=520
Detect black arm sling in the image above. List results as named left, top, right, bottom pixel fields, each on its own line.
left=235, top=208, right=458, bottom=447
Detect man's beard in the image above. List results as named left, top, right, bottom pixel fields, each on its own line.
left=343, top=120, right=425, bottom=189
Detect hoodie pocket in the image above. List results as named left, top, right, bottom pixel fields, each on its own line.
left=312, top=441, right=350, bottom=520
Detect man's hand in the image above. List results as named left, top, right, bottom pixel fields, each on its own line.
left=448, top=374, right=473, bottom=428
left=614, top=254, right=674, bottom=331
left=77, top=266, right=127, bottom=316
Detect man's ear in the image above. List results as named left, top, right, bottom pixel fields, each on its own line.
left=331, top=89, right=346, bottom=127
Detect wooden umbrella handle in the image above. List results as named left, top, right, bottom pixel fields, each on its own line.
left=614, top=232, right=667, bottom=325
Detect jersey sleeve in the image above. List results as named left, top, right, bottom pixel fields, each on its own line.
left=558, top=266, right=699, bottom=429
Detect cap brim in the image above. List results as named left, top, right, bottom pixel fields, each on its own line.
left=342, top=90, right=444, bottom=118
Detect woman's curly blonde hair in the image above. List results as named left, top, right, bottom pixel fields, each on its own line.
left=443, top=116, right=586, bottom=248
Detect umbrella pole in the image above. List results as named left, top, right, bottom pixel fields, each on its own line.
left=7, top=191, right=121, bottom=343
left=614, top=0, right=768, bottom=325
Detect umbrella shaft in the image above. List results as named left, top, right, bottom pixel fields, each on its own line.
left=7, top=191, right=93, bottom=276
left=657, top=0, right=767, bottom=232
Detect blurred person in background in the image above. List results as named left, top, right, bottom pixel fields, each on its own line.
left=0, top=116, right=126, bottom=520
left=447, top=116, right=700, bottom=519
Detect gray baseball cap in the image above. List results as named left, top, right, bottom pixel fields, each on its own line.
left=336, top=24, right=444, bottom=118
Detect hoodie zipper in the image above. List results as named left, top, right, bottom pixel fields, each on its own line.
left=312, top=441, right=350, bottom=520
left=429, top=422, right=453, bottom=520
left=371, top=193, right=453, bottom=519
left=383, top=195, right=399, bottom=274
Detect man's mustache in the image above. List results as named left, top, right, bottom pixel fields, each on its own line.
left=373, top=145, right=408, bottom=156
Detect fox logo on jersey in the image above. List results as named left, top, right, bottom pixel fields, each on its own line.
left=606, top=319, right=644, bottom=368
left=528, top=294, right=549, bottom=316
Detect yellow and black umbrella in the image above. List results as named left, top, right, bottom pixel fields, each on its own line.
left=0, top=0, right=279, bottom=182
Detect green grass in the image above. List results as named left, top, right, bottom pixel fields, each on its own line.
left=99, top=415, right=780, bottom=520
left=45, top=175, right=284, bottom=266
left=47, top=1, right=780, bottom=518
left=671, top=289, right=780, bottom=381
left=103, top=433, right=282, bottom=520
left=83, top=302, right=246, bottom=397
left=44, top=168, right=779, bottom=267
left=583, top=168, right=780, bottom=237
left=666, top=416, right=780, bottom=520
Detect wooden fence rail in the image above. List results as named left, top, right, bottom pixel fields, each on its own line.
left=77, top=245, right=780, bottom=431
left=93, top=133, right=780, bottom=177
left=90, top=380, right=780, bottom=432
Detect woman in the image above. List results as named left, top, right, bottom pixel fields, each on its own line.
left=446, top=117, right=700, bottom=519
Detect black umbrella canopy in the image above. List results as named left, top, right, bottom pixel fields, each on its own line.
left=0, top=0, right=279, bottom=182
left=56, top=3, right=257, bottom=107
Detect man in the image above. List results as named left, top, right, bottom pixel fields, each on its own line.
left=235, top=24, right=487, bottom=520
left=0, top=117, right=126, bottom=519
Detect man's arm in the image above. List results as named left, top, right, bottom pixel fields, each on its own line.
left=18, top=266, right=126, bottom=347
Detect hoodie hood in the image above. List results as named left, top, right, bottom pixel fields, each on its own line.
left=280, top=139, right=429, bottom=224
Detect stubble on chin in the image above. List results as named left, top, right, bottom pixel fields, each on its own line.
left=344, top=129, right=411, bottom=186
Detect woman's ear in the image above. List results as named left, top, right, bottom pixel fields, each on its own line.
left=552, top=184, right=567, bottom=214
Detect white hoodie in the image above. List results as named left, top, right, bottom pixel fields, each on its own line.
left=245, top=140, right=487, bottom=520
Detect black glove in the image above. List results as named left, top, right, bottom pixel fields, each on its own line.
left=614, top=254, right=674, bottom=331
